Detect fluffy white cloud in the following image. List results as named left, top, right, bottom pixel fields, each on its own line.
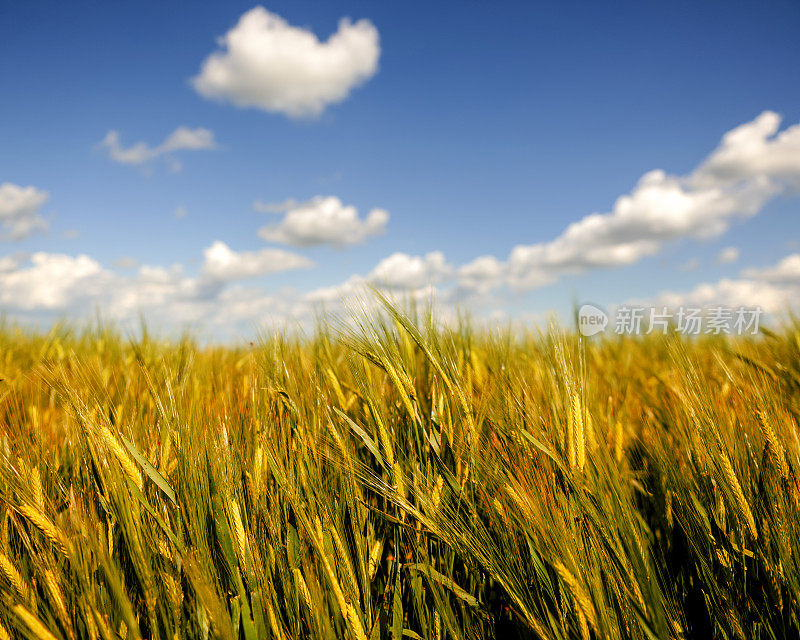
left=0, top=241, right=315, bottom=334
left=99, top=127, right=216, bottom=165
left=113, top=257, right=139, bottom=269
left=253, top=198, right=300, bottom=214
left=492, top=112, right=800, bottom=290
left=678, top=258, right=700, bottom=272
left=0, top=183, right=49, bottom=239
left=193, top=6, right=380, bottom=117
left=716, top=246, right=739, bottom=264
left=306, top=251, right=452, bottom=309
left=0, top=254, right=22, bottom=272
left=457, top=255, right=507, bottom=294
left=0, top=253, right=108, bottom=310
left=741, top=253, right=800, bottom=283
left=258, top=196, right=388, bottom=247
left=642, top=252, right=800, bottom=315
left=367, top=251, right=451, bottom=289
left=694, top=111, right=800, bottom=187
left=200, top=240, right=313, bottom=282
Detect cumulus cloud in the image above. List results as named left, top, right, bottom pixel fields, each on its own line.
left=0, top=253, right=109, bottom=310
left=113, top=257, right=139, bottom=269
left=741, top=253, right=800, bottom=284
left=456, top=255, right=507, bottom=294
left=0, top=254, right=22, bottom=272
left=489, top=112, right=800, bottom=290
left=0, top=241, right=314, bottom=334
left=200, top=240, right=312, bottom=283
left=642, top=252, right=800, bottom=315
left=253, top=198, right=300, bottom=214
left=306, top=251, right=452, bottom=308
left=0, top=183, right=49, bottom=240
left=716, top=246, right=739, bottom=264
left=258, top=196, right=388, bottom=247
left=678, top=258, right=700, bottom=272
left=368, top=251, right=451, bottom=289
left=98, top=127, right=216, bottom=166
left=192, top=6, right=380, bottom=117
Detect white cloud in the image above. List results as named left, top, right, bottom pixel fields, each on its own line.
left=258, top=196, right=388, bottom=247
left=647, top=279, right=790, bottom=315
left=367, top=251, right=451, bottom=289
left=457, top=256, right=507, bottom=293
left=642, top=252, right=800, bottom=315
left=193, top=6, right=380, bottom=117
left=0, top=255, right=22, bottom=272
left=0, top=183, right=49, bottom=240
left=0, top=253, right=108, bottom=310
left=678, top=258, right=700, bottom=272
left=253, top=198, right=300, bottom=214
left=716, top=246, right=739, bottom=264
left=741, top=253, right=800, bottom=284
left=99, top=127, right=216, bottom=166
left=113, top=257, right=139, bottom=269
left=0, top=242, right=315, bottom=335
left=306, top=251, right=452, bottom=309
left=491, top=112, right=800, bottom=290
left=200, top=240, right=313, bottom=283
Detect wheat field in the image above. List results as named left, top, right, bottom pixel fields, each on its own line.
left=0, top=299, right=799, bottom=639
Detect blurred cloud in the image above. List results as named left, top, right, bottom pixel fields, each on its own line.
left=0, top=183, right=49, bottom=240
left=193, top=6, right=380, bottom=117
left=98, top=127, right=216, bottom=166
left=258, top=196, right=388, bottom=247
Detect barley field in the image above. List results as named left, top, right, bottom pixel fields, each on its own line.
left=1, top=299, right=799, bottom=640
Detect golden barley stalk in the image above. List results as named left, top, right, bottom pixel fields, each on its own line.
left=18, top=504, right=70, bottom=556
left=0, top=552, right=29, bottom=601
left=99, top=427, right=143, bottom=489
left=758, top=409, right=789, bottom=480
left=82, top=604, right=99, bottom=640
left=613, top=420, right=624, bottom=463
left=368, top=539, right=383, bottom=580
left=719, top=452, right=758, bottom=540
left=228, top=498, right=247, bottom=565
left=31, top=466, right=45, bottom=510
left=92, top=608, right=113, bottom=640
left=553, top=561, right=597, bottom=631
left=429, top=475, right=444, bottom=511
left=0, top=620, right=11, bottom=640
left=585, top=411, right=597, bottom=452
left=573, top=395, right=585, bottom=471
left=567, top=401, right=576, bottom=470
left=577, top=608, right=590, bottom=640
left=345, top=604, right=368, bottom=640
left=14, top=605, right=59, bottom=640
left=314, top=522, right=366, bottom=640
left=265, top=598, right=285, bottom=640
left=44, top=570, right=74, bottom=640
left=293, top=568, right=313, bottom=611
left=44, top=570, right=69, bottom=621
left=329, top=524, right=359, bottom=600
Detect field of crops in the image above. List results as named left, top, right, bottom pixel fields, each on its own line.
left=1, top=300, right=799, bottom=640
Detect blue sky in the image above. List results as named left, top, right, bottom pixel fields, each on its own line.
left=1, top=1, right=799, bottom=338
